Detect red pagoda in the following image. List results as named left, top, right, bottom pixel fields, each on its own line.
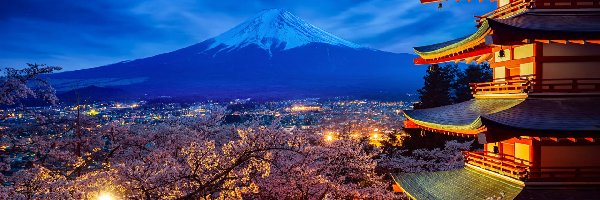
left=394, top=0, right=600, bottom=199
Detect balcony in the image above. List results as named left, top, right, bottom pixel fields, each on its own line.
left=476, top=0, right=600, bottom=24
left=470, top=77, right=600, bottom=96
left=476, top=0, right=533, bottom=24
left=463, top=151, right=529, bottom=180
left=464, top=151, right=600, bottom=182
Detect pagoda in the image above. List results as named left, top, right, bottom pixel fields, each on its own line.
left=394, top=0, right=600, bottom=199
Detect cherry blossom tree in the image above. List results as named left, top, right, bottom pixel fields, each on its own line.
left=252, top=137, right=402, bottom=199
left=378, top=140, right=473, bottom=173
left=0, top=63, right=61, bottom=106
left=1, top=108, right=403, bottom=199
left=0, top=63, right=404, bottom=199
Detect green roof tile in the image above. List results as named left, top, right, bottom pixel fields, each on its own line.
left=393, top=166, right=524, bottom=200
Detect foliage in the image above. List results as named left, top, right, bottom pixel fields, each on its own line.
left=0, top=63, right=61, bottom=106
left=414, top=64, right=457, bottom=109
left=453, top=63, right=492, bottom=103
left=0, top=109, right=402, bottom=199
left=378, top=140, right=473, bottom=173
left=414, top=63, right=492, bottom=109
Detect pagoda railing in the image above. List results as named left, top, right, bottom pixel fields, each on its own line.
left=530, top=78, right=600, bottom=93
left=464, top=151, right=529, bottom=180
left=470, top=76, right=600, bottom=95
left=470, top=79, right=529, bottom=95
left=527, top=166, right=600, bottom=182
left=534, top=0, right=600, bottom=9
left=476, top=0, right=534, bottom=24
left=476, top=0, right=600, bottom=24
left=465, top=151, right=600, bottom=182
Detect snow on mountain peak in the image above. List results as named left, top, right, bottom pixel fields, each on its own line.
left=208, top=9, right=361, bottom=52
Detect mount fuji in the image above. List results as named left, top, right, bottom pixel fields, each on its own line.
left=49, top=9, right=424, bottom=100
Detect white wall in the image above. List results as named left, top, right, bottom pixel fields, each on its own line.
left=514, top=44, right=534, bottom=59
left=520, top=62, right=534, bottom=76
left=494, top=66, right=506, bottom=81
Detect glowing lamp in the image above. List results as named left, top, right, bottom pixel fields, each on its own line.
left=498, top=49, right=506, bottom=58
left=325, top=134, right=334, bottom=142
left=98, top=192, right=114, bottom=200
left=371, top=133, right=380, bottom=140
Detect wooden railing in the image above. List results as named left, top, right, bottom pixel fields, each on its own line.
left=465, top=151, right=600, bottom=182
left=464, top=151, right=529, bottom=180
left=528, top=166, right=600, bottom=181
left=470, top=76, right=600, bottom=95
left=476, top=0, right=534, bottom=24
left=470, top=79, right=529, bottom=95
left=534, top=0, right=600, bottom=9
left=476, top=0, right=600, bottom=24
left=531, top=78, right=600, bottom=93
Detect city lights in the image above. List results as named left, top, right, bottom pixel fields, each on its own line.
left=290, top=105, right=322, bottom=112
left=325, top=134, right=334, bottom=142
left=372, top=133, right=379, bottom=140
left=324, top=132, right=336, bottom=142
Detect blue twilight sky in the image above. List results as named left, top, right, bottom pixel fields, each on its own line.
left=0, top=0, right=495, bottom=71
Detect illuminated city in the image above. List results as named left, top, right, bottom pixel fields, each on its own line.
left=1, top=0, right=599, bottom=199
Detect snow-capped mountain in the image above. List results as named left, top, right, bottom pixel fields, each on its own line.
left=49, top=9, right=423, bottom=100
left=208, top=9, right=361, bottom=52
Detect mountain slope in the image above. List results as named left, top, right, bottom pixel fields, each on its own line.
left=208, top=9, right=361, bottom=52
left=49, top=9, right=424, bottom=99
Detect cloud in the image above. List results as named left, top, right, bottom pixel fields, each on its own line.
left=0, top=0, right=495, bottom=71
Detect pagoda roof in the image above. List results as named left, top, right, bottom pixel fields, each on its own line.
left=405, top=96, right=600, bottom=137
left=404, top=99, right=523, bottom=135
left=414, top=36, right=470, bottom=53
left=393, top=166, right=600, bottom=200
left=413, top=19, right=491, bottom=60
left=483, top=96, right=600, bottom=133
left=490, top=11, right=600, bottom=33
left=487, top=11, right=600, bottom=44
left=414, top=10, right=600, bottom=64
left=393, top=166, right=524, bottom=200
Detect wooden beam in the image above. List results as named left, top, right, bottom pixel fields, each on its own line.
left=465, top=56, right=478, bottom=64
left=415, top=47, right=494, bottom=65
left=535, top=39, right=550, bottom=44
left=476, top=53, right=492, bottom=64
left=550, top=40, right=567, bottom=44
left=585, top=138, right=595, bottom=142
left=533, top=137, right=541, bottom=141
left=568, top=40, right=586, bottom=44
left=490, top=56, right=535, bottom=68
left=587, top=40, right=600, bottom=45
left=487, top=55, right=495, bottom=62
left=420, top=0, right=443, bottom=4
left=541, top=55, right=600, bottom=63
left=566, top=138, right=576, bottom=142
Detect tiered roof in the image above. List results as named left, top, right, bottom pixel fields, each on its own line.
left=404, top=99, right=522, bottom=136
left=393, top=166, right=524, bottom=199
left=404, top=97, right=600, bottom=138
left=414, top=10, right=600, bottom=64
